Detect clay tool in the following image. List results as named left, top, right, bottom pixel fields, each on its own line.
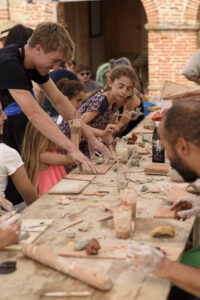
left=98, top=215, right=113, bottom=222
left=21, top=243, right=112, bottom=291
left=83, top=191, right=109, bottom=196
left=109, top=144, right=128, bottom=180
left=68, top=207, right=88, bottom=218
left=57, top=219, right=83, bottom=232
left=40, top=291, right=91, bottom=297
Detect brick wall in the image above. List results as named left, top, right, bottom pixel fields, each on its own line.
left=0, top=0, right=54, bottom=28
left=1, top=0, right=200, bottom=97
left=141, top=0, right=200, bottom=96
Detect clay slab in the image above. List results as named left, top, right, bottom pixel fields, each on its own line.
left=154, top=205, right=176, bottom=219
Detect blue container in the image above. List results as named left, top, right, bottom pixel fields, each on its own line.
left=143, top=101, right=154, bottom=118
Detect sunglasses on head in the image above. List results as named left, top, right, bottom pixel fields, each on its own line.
left=80, top=71, right=90, bottom=76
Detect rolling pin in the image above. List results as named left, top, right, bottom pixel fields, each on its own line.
left=21, top=243, right=112, bottom=291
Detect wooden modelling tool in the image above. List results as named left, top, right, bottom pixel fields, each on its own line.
left=21, top=243, right=112, bottom=291
left=109, top=144, right=128, bottom=180
left=57, top=219, right=83, bottom=232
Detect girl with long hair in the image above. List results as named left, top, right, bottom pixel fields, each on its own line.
left=22, top=119, right=80, bottom=195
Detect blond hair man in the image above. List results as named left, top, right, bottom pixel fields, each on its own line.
left=0, top=22, right=110, bottom=171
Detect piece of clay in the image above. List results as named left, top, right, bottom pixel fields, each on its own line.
left=85, top=239, right=101, bottom=255
left=57, top=196, right=70, bottom=205
left=74, top=237, right=92, bottom=251
left=118, top=180, right=129, bottom=191
left=143, top=123, right=154, bottom=130
left=127, top=133, right=137, bottom=145
left=19, top=231, right=30, bottom=241
left=130, top=159, right=140, bottom=167
left=138, top=141, right=145, bottom=148
left=128, top=147, right=133, bottom=156
left=96, top=157, right=105, bottom=165
left=131, top=152, right=139, bottom=159
left=168, top=167, right=184, bottom=182
left=78, top=224, right=89, bottom=232
left=66, top=228, right=76, bottom=238
left=112, top=164, right=118, bottom=172
left=127, top=138, right=136, bottom=145
left=142, top=134, right=152, bottom=143
left=140, top=185, right=149, bottom=192
left=131, top=133, right=138, bottom=142
left=122, top=136, right=128, bottom=142
left=150, top=226, right=175, bottom=237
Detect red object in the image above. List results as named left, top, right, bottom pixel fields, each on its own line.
left=162, top=108, right=168, bottom=116
left=152, top=112, right=162, bottom=121
left=152, top=108, right=168, bottom=121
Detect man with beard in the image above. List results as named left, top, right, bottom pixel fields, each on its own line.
left=126, top=99, right=200, bottom=300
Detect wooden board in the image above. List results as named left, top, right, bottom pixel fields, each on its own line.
left=165, top=186, right=190, bottom=203
left=145, top=163, right=170, bottom=175
left=161, top=80, right=190, bottom=100
left=74, top=161, right=115, bottom=175
left=5, top=219, right=53, bottom=251
left=48, top=179, right=90, bottom=195
left=64, top=174, right=96, bottom=181
left=154, top=205, right=176, bottom=219
left=59, top=241, right=181, bottom=262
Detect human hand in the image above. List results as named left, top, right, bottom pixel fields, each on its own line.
left=69, top=119, right=81, bottom=134
left=126, top=242, right=165, bottom=275
left=88, top=136, right=113, bottom=160
left=0, top=196, right=14, bottom=212
left=162, top=185, right=190, bottom=204
left=102, top=124, right=119, bottom=146
left=171, top=195, right=200, bottom=219
left=0, top=212, right=21, bottom=249
left=120, top=110, right=132, bottom=124
left=70, top=146, right=97, bottom=173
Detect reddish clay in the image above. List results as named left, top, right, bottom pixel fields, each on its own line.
left=86, top=239, right=101, bottom=255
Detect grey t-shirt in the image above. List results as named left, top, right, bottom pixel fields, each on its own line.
left=182, top=49, right=200, bottom=80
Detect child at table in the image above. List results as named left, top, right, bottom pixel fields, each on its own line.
left=77, top=65, right=137, bottom=156
left=22, top=119, right=81, bottom=195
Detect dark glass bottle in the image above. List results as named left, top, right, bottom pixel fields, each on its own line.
left=152, top=121, right=165, bottom=163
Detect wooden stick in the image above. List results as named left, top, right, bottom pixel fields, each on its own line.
left=109, top=145, right=128, bottom=181
left=21, top=243, right=112, bottom=291
left=40, top=291, right=91, bottom=297
left=98, top=215, right=113, bottom=222
left=57, top=219, right=83, bottom=232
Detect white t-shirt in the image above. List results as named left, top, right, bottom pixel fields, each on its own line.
left=0, top=143, right=24, bottom=197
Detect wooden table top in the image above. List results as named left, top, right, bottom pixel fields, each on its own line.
left=0, top=113, right=194, bottom=300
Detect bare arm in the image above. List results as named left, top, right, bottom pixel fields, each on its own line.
left=40, top=80, right=112, bottom=157
left=40, top=152, right=73, bottom=166
left=10, top=165, right=38, bottom=205
left=9, top=88, right=96, bottom=171
left=0, top=214, right=21, bottom=249
left=32, top=81, right=45, bottom=107
left=125, top=94, right=141, bottom=111
left=157, top=257, right=200, bottom=297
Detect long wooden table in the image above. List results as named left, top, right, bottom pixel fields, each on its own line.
left=0, top=113, right=195, bottom=300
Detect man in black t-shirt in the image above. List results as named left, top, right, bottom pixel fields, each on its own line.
left=0, top=22, right=110, bottom=171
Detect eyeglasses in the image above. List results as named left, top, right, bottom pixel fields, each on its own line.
left=80, top=72, right=90, bottom=76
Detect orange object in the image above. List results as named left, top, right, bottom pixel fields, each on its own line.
left=21, top=243, right=112, bottom=291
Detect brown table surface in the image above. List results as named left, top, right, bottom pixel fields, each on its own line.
left=0, top=112, right=195, bottom=300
